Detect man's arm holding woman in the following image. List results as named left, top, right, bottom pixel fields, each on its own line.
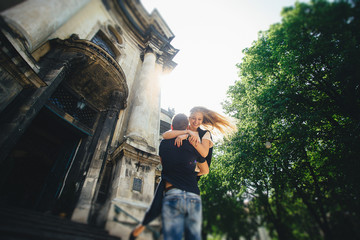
left=162, top=130, right=199, bottom=144
left=162, top=130, right=210, bottom=158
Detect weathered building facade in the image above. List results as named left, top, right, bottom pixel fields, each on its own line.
left=0, top=0, right=177, bottom=239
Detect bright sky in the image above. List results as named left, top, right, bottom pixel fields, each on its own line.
left=142, top=0, right=308, bottom=115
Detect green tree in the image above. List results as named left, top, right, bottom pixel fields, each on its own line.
left=201, top=0, right=360, bottom=239
left=199, top=148, right=258, bottom=240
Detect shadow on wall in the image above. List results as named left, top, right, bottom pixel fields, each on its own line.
left=0, top=0, right=25, bottom=12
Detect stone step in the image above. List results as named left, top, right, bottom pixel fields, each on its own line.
left=0, top=205, right=121, bottom=240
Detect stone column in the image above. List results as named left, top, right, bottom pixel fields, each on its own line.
left=1, top=0, right=91, bottom=52
left=126, top=48, right=161, bottom=154
left=72, top=90, right=125, bottom=223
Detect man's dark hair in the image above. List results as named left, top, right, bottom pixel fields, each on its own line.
left=172, top=113, right=189, bottom=130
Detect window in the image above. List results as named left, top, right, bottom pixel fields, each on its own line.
left=91, top=31, right=116, bottom=59
left=160, top=120, right=171, bottom=135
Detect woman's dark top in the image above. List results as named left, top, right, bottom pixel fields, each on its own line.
left=197, top=128, right=213, bottom=181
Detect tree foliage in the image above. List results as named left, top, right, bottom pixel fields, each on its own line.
left=200, top=1, right=360, bottom=239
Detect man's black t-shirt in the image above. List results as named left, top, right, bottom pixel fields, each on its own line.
left=159, top=139, right=205, bottom=195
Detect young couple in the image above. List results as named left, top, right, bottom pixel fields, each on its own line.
left=130, top=106, right=236, bottom=240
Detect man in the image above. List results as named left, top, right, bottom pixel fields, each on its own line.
left=159, top=113, right=209, bottom=240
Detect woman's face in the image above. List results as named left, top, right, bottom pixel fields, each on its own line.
left=189, top=112, right=203, bottom=131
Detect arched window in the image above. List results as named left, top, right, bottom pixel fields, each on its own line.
left=91, top=31, right=117, bottom=59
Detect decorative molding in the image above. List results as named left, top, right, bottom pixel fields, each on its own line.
left=114, top=0, right=178, bottom=71
left=111, top=140, right=160, bottom=166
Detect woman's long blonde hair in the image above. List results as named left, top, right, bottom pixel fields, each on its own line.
left=190, top=106, right=237, bottom=137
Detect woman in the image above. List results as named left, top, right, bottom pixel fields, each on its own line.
left=129, top=106, right=236, bottom=240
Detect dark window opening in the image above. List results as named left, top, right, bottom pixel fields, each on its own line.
left=91, top=31, right=117, bottom=59
left=160, top=120, right=171, bottom=135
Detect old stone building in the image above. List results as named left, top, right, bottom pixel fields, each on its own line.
left=0, top=0, right=177, bottom=239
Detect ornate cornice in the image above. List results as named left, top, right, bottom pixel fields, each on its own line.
left=113, top=0, right=178, bottom=71
left=111, top=140, right=160, bottom=166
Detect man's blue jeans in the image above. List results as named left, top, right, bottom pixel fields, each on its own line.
left=162, top=188, right=202, bottom=240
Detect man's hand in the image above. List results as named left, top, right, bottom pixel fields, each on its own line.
left=188, top=131, right=200, bottom=147
left=174, top=134, right=188, bottom=147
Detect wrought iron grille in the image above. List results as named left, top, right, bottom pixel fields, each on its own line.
left=48, top=85, right=97, bottom=129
